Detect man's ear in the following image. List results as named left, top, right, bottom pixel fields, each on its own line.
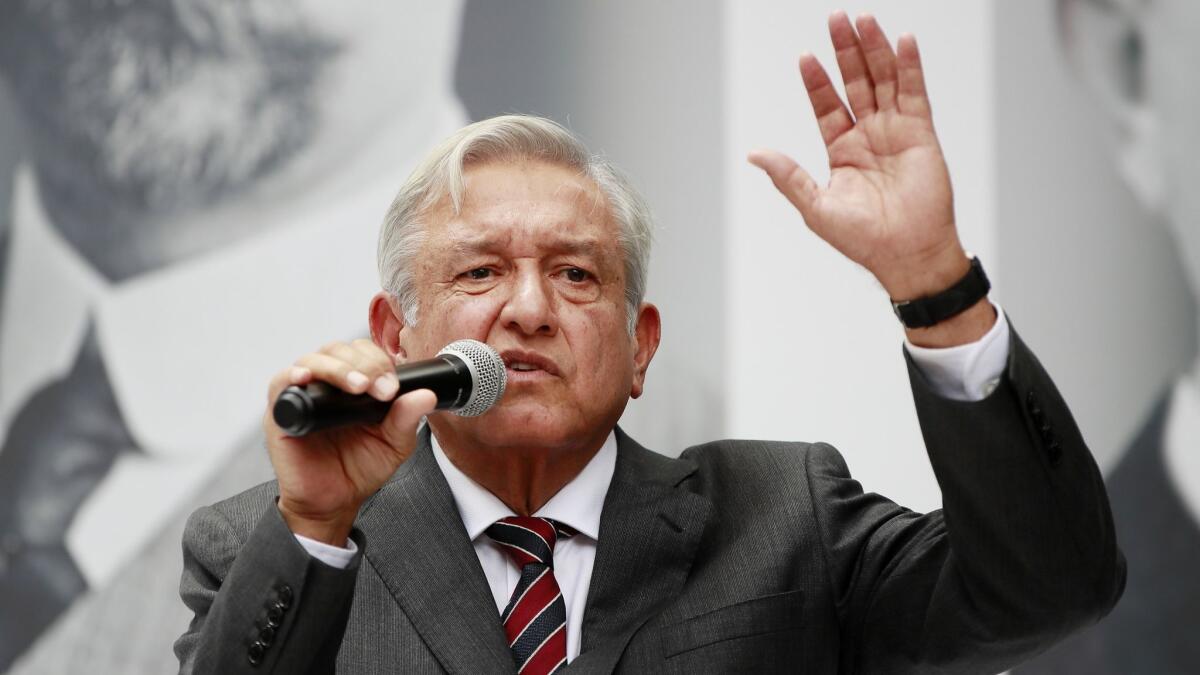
left=369, top=291, right=408, bottom=364
left=629, top=302, right=662, bottom=400
left=1059, top=0, right=1165, bottom=210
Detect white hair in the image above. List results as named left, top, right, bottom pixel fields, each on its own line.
left=377, top=114, right=654, bottom=334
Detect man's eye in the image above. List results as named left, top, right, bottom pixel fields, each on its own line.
left=563, top=267, right=591, bottom=283
left=465, top=268, right=492, bottom=280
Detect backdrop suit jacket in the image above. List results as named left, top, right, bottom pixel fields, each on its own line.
left=175, top=326, right=1125, bottom=674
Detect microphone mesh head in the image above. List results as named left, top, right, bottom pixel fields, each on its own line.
left=437, top=339, right=507, bottom=417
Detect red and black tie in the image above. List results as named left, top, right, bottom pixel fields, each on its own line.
left=485, top=516, right=577, bottom=675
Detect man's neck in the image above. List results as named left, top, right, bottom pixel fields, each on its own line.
left=428, top=424, right=611, bottom=516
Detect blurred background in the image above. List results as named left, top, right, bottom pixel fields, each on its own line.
left=0, top=0, right=1192, bottom=672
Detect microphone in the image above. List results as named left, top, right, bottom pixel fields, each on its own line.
left=272, top=339, right=507, bottom=436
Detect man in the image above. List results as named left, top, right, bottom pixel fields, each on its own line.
left=177, top=13, right=1123, bottom=674
left=0, top=1, right=466, bottom=670
left=1016, top=0, right=1200, bottom=672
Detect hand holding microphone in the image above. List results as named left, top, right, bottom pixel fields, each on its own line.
left=263, top=339, right=506, bottom=545
left=273, top=339, right=507, bottom=436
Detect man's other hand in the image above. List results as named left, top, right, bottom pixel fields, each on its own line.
left=749, top=11, right=994, bottom=347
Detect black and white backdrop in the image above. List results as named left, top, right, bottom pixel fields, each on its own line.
left=0, top=1, right=1193, bottom=672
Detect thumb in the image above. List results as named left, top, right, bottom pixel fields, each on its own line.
left=379, top=388, right=439, bottom=447
left=748, top=149, right=820, bottom=222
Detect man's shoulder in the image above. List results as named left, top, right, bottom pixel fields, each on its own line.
left=681, top=437, right=844, bottom=469
left=673, top=437, right=851, bottom=491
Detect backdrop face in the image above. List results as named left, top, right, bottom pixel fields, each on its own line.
left=0, top=1, right=471, bottom=669
left=1004, top=0, right=1200, bottom=672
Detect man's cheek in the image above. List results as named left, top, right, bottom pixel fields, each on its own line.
left=441, top=294, right=506, bottom=337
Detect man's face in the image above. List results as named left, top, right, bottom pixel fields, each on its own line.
left=398, top=159, right=659, bottom=452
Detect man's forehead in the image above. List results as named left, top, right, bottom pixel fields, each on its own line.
left=459, top=160, right=604, bottom=208
left=420, top=159, right=620, bottom=253
left=446, top=232, right=606, bottom=256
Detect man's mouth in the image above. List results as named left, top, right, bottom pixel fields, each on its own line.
left=499, top=350, right=560, bottom=376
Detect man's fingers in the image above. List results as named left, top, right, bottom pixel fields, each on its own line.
left=829, top=10, right=876, bottom=119
left=380, top=389, right=438, bottom=447
left=267, top=366, right=309, bottom=405
left=799, top=53, right=854, bottom=147
left=295, top=352, right=375, bottom=396
left=320, top=341, right=398, bottom=401
left=349, top=338, right=400, bottom=400
left=896, top=33, right=932, bottom=117
left=855, top=14, right=899, bottom=111
left=747, top=149, right=819, bottom=221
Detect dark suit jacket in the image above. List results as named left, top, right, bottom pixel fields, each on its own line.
left=174, top=327, right=1125, bottom=674
left=1015, top=392, right=1199, bottom=673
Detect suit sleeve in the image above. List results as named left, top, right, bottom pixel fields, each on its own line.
left=807, top=321, right=1125, bottom=674
left=174, top=501, right=364, bottom=675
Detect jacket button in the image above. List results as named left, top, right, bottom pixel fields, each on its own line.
left=1047, top=440, right=1063, bottom=465
left=248, top=641, right=266, bottom=666
left=266, top=605, right=283, bottom=628
left=276, top=584, right=293, bottom=609
left=259, top=625, right=276, bottom=647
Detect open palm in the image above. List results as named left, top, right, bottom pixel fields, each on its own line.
left=750, top=12, right=962, bottom=299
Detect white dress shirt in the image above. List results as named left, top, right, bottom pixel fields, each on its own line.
left=298, top=305, right=1014, bottom=664
left=1165, top=375, right=1200, bottom=525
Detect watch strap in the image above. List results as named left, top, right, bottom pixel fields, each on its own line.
left=891, top=256, right=990, bottom=329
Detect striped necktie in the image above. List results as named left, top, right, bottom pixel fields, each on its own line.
left=486, top=516, right=577, bottom=675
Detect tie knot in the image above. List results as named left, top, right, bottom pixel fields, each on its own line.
left=485, top=516, right=576, bottom=569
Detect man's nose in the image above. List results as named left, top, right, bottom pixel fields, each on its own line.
left=500, top=267, right=558, bottom=336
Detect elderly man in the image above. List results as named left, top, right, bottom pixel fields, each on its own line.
left=177, top=13, right=1123, bottom=674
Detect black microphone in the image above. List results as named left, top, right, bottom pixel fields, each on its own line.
left=272, top=339, right=507, bottom=436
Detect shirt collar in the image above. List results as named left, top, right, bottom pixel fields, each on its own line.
left=1166, top=378, right=1200, bottom=526
left=430, top=430, right=617, bottom=542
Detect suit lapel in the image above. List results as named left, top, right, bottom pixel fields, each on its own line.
left=357, top=428, right=513, bottom=674
left=570, top=428, right=713, bottom=674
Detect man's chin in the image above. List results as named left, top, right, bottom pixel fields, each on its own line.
left=435, top=405, right=594, bottom=451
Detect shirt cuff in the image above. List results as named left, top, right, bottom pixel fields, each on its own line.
left=295, top=532, right=358, bottom=569
left=904, top=301, right=1010, bottom=402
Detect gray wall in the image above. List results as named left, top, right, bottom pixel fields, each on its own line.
left=995, top=0, right=1196, bottom=472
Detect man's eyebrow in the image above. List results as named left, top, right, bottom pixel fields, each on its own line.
left=446, top=236, right=604, bottom=257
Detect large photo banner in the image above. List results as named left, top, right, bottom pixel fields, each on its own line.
left=0, top=2, right=728, bottom=671
left=0, top=1, right=469, bottom=670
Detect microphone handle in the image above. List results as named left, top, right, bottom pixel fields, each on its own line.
left=273, top=354, right=472, bottom=436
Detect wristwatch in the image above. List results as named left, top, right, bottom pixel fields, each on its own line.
left=891, top=256, right=990, bottom=329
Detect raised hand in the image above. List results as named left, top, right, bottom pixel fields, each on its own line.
left=264, top=339, right=437, bottom=545
left=749, top=11, right=968, bottom=302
